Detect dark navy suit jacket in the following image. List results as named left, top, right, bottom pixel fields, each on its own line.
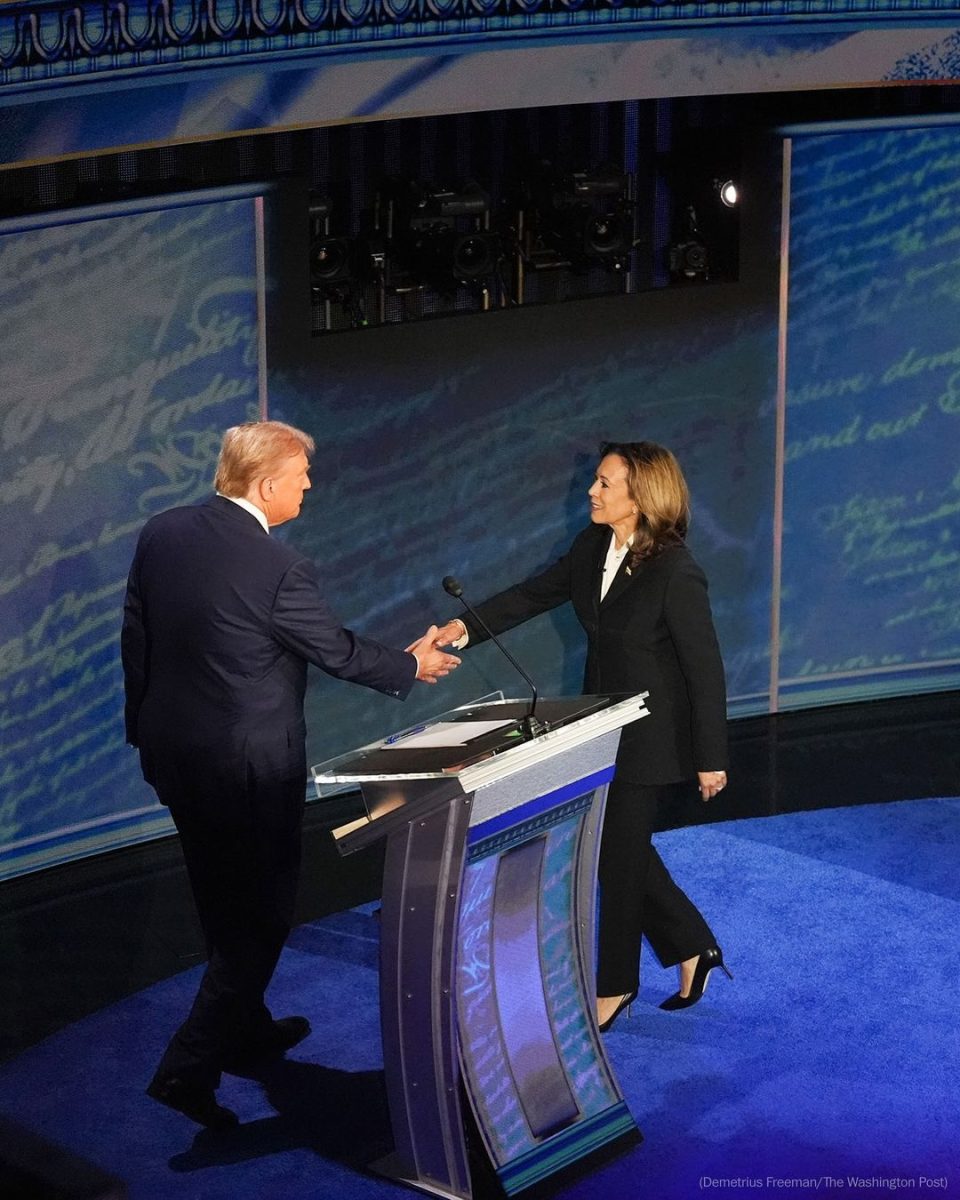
left=122, top=495, right=416, bottom=795
left=460, top=524, right=728, bottom=785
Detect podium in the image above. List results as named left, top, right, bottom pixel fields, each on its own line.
left=311, top=693, right=650, bottom=1200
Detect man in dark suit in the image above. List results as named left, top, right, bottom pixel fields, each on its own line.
left=122, top=420, right=459, bottom=1129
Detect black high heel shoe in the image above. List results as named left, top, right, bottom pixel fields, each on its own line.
left=659, top=946, right=733, bottom=1011
left=598, top=989, right=638, bottom=1033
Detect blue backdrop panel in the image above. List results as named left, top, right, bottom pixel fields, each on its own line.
left=0, top=191, right=263, bottom=879
left=782, top=124, right=960, bottom=707
left=268, top=288, right=777, bottom=772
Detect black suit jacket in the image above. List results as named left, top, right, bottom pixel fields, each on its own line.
left=121, top=495, right=416, bottom=794
left=461, top=524, right=728, bottom=785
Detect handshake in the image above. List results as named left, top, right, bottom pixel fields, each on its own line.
left=406, top=620, right=467, bottom=684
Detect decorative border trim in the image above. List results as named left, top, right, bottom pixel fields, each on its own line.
left=467, top=766, right=615, bottom=859
left=498, top=1101, right=640, bottom=1193
left=2, top=0, right=954, bottom=89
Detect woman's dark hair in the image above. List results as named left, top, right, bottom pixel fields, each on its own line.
left=599, top=440, right=690, bottom=563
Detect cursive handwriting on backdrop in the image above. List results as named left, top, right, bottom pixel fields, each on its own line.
left=0, top=198, right=259, bottom=851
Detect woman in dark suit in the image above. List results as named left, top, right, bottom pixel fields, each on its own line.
left=436, top=441, right=731, bottom=1031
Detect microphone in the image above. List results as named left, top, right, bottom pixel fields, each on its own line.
left=442, top=576, right=546, bottom=739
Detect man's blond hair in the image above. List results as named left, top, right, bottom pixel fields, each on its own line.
left=214, top=421, right=315, bottom=498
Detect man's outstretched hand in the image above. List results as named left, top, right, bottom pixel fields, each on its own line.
left=407, top=626, right=462, bottom=684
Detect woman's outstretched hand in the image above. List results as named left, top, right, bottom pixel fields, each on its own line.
left=433, top=619, right=468, bottom=647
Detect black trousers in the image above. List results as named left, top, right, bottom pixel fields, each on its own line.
left=148, top=749, right=305, bottom=1090
left=596, top=778, right=716, bottom=996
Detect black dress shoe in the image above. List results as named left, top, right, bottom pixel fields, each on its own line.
left=223, top=1015, right=312, bottom=1071
left=260, top=1015, right=312, bottom=1053
left=659, top=946, right=733, bottom=1011
left=146, top=1076, right=239, bottom=1130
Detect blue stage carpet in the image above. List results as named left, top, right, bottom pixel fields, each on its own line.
left=1, top=797, right=957, bottom=1199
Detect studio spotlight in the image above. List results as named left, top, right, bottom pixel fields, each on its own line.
left=309, top=236, right=353, bottom=283
left=386, top=179, right=500, bottom=293
left=668, top=238, right=709, bottom=280
left=583, top=208, right=633, bottom=264
left=307, top=194, right=382, bottom=333
left=668, top=204, right=709, bottom=282
left=715, top=178, right=739, bottom=208
left=523, top=164, right=634, bottom=273
left=308, top=195, right=362, bottom=287
left=403, top=226, right=499, bottom=289
left=450, top=231, right=498, bottom=281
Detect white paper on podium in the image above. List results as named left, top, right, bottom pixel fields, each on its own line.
left=381, top=719, right=517, bottom=749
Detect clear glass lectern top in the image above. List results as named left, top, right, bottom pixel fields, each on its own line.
left=310, top=692, right=633, bottom=798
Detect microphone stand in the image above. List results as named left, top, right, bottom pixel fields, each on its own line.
left=443, top=576, right=546, bottom=740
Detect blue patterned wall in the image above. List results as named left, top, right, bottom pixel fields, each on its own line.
left=0, top=187, right=266, bottom=879
left=781, top=121, right=960, bottom=706
left=266, top=280, right=778, bottom=769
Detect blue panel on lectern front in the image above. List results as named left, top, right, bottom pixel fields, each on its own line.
left=492, top=838, right=580, bottom=1139
left=457, top=790, right=624, bottom=1186
left=540, top=816, right=617, bottom=1119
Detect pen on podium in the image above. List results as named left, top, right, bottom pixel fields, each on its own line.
left=384, top=724, right=426, bottom=746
